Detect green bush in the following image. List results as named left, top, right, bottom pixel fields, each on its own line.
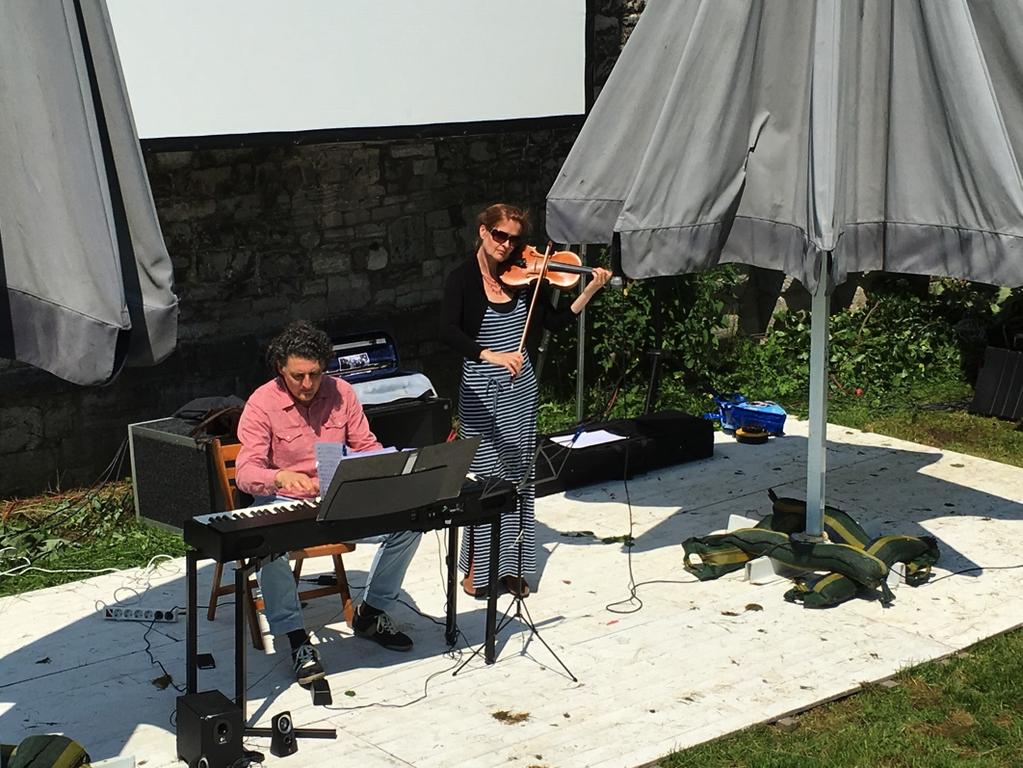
left=718, top=278, right=995, bottom=407
left=540, top=269, right=1004, bottom=421
left=553, top=264, right=741, bottom=421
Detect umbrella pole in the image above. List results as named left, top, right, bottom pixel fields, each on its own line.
left=802, top=0, right=840, bottom=539
left=803, top=252, right=832, bottom=538
left=575, top=244, right=588, bottom=423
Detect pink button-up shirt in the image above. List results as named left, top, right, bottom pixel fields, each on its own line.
left=235, top=375, right=381, bottom=499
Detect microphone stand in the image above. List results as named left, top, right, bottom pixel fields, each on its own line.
left=494, top=494, right=578, bottom=682
left=454, top=440, right=580, bottom=680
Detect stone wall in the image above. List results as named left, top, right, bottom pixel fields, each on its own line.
left=0, top=1, right=643, bottom=498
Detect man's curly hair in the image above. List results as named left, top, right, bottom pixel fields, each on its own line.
left=265, top=320, right=332, bottom=372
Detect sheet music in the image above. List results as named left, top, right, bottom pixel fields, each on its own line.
left=315, top=443, right=398, bottom=491
left=549, top=429, right=628, bottom=449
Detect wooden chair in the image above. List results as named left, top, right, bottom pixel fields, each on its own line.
left=205, top=438, right=357, bottom=649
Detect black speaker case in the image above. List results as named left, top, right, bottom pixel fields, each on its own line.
left=970, top=346, right=1023, bottom=420
left=535, top=410, right=714, bottom=497
left=128, top=417, right=218, bottom=532
left=176, top=690, right=243, bottom=768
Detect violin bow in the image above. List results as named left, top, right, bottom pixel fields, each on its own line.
left=517, top=241, right=554, bottom=355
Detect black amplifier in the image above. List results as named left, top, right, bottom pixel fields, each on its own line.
left=363, top=396, right=452, bottom=449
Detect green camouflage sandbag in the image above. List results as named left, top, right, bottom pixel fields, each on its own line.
left=6, top=736, right=89, bottom=768
left=681, top=516, right=775, bottom=580
left=768, top=488, right=872, bottom=547
left=683, top=491, right=938, bottom=609
left=786, top=534, right=939, bottom=608
left=684, top=526, right=890, bottom=591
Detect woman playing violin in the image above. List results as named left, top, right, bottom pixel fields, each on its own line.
left=440, top=203, right=611, bottom=598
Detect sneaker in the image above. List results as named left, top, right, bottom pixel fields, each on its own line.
left=352, top=608, right=413, bottom=652
left=292, top=643, right=325, bottom=685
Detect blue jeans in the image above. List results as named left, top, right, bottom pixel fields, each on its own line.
left=252, top=496, right=422, bottom=637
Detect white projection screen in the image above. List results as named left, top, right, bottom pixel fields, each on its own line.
left=105, top=0, right=589, bottom=141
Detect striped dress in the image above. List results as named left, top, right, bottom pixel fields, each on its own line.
left=457, top=292, right=538, bottom=589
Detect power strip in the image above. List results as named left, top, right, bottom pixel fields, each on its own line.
left=103, top=606, right=179, bottom=623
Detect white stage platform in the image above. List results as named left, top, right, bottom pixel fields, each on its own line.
left=2, top=420, right=1022, bottom=768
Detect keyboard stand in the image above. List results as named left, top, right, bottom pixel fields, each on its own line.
left=183, top=482, right=507, bottom=740
left=444, top=515, right=501, bottom=663
left=184, top=514, right=502, bottom=734
left=185, top=551, right=337, bottom=740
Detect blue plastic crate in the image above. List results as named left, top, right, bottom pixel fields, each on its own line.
left=705, top=395, right=786, bottom=435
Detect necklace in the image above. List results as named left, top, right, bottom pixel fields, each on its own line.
left=477, top=252, right=507, bottom=297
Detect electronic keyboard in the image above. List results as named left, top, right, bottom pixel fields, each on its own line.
left=184, top=478, right=516, bottom=562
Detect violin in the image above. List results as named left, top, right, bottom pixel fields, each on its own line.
left=498, top=244, right=597, bottom=291
left=496, top=242, right=608, bottom=356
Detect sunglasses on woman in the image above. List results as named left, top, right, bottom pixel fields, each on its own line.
left=489, top=227, right=523, bottom=247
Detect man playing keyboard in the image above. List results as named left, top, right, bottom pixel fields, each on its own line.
left=235, top=320, right=421, bottom=685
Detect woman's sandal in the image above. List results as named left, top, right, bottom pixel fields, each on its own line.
left=462, top=573, right=488, bottom=599
left=501, top=575, right=531, bottom=598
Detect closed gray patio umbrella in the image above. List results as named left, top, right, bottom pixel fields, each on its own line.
left=548, top=0, right=1023, bottom=534
left=0, top=0, right=178, bottom=386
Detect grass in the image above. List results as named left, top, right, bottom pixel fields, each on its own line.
left=659, top=629, right=1023, bottom=768
left=852, top=407, right=1022, bottom=469
left=789, top=380, right=1023, bottom=470
left=0, top=481, right=185, bottom=597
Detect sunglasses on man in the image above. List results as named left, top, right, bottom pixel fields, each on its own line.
left=489, top=227, right=523, bottom=247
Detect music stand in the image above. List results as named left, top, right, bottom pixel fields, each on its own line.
left=318, top=436, right=504, bottom=660
left=317, top=436, right=482, bottom=521
left=410, top=437, right=483, bottom=500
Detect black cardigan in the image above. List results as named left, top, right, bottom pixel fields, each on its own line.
left=440, top=255, right=578, bottom=362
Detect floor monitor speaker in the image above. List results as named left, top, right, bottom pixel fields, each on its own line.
left=535, top=410, right=714, bottom=496
left=128, top=418, right=222, bottom=530
left=176, top=690, right=243, bottom=768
